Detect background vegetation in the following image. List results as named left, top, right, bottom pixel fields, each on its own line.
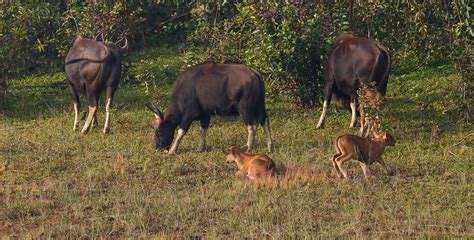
left=0, top=0, right=472, bottom=238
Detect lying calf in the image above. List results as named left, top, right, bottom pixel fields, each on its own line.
left=332, top=132, right=396, bottom=179
left=224, top=146, right=276, bottom=180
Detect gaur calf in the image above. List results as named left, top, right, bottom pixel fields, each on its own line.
left=224, top=146, right=276, bottom=180
left=64, top=36, right=128, bottom=134
left=332, top=132, right=396, bottom=179
left=359, top=89, right=384, bottom=137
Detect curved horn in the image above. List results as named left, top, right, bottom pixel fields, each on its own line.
left=146, top=103, right=163, bottom=120
left=121, top=37, right=129, bottom=53
left=94, top=32, right=103, bottom=42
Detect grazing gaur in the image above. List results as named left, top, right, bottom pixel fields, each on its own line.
left=332, top=132, right=396, bottom=179
left=146, top=62, right=273, bottom=155
left=224, top=146, right=276, bottom=180
left=64, top=35, right=128, bottom=134
left=316, top=32, right=390, bottom=129
left=359, top=89, right=384, bottom=137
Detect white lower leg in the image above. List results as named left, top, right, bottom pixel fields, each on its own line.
left=246, top=125, right=257, bottom=151
left=263, top=118, right=273, bottom=152
left=73, top=102, right=80, bottom=131
left=103, top=98, right=111, bottom=134
left=199, top=127, right=207, bottom=151
left=350, top=100, right=357, bottom=128
left=316, top=100, right=329, bottom=128
left=168, top=128, right=186, bottom=155
left=81, top=106, right=97, bottom=134
left=91, top=115, right=98, bottom=128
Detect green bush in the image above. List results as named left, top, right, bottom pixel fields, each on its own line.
left=185, top=2, right=328, bottom=106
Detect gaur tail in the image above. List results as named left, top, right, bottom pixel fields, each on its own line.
left=372, top=42, right=390, bottom=96
left=250, top=68, right=268, bottom=125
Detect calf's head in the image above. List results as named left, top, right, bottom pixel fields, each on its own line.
left=223, top=146, right=248, bottom=164
left=365, top=90, right=384, bottom=107
left=373, top=132, right=396, bottom=146
left=146, top=104, right=175, bottom=151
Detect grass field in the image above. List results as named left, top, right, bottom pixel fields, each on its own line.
left=1, top=46, right=473, bottom=238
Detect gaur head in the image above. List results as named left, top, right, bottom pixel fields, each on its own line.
left=146, top=103, right=175, bottom=151
left=373, top=132, right=396, bottom=146
left=223, top=146, right=248, bottom=164
left=106, top=37, right=129, bottom=56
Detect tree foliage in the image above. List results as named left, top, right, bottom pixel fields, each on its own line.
left=0, top=1, right=472, bottom=118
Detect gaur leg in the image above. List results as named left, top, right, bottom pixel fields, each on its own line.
left=359, top=162, right=371, bottom=179
left=68, top=83, right=81, bottom=131
left=81, top=93, right=99, bottom=134
left=103, top=87, right=116, bottom=134
left=262, top=117, right=273, bottom=152
left=349, top=96, right=357, bottom=128
left=168, top=119, right=192, bottom=155
left=317, top=83, right=333, bottom=129
left=91, top=115, right=98, bottom=128
left=246, top=125, right=257, bottom=151
left=198, top=114, right=210, bottom=152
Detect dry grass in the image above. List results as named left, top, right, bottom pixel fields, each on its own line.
left=0, top=49, right=473, bottom=238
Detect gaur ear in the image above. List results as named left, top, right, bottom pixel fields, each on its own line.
left=151, top=118, right=161, bottom=129
left=94, top=32, right=103, bottom=42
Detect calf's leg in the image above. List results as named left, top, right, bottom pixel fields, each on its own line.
left=359, top=162, right=371, bottom=179
left=332, top=153, right=342, bottom=178
left=334, top=154, right=353, bottom=179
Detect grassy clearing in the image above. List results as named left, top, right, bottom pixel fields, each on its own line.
left=0, top=47, right=473, bottom=238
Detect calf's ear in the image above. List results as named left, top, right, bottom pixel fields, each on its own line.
left=239, top=145, right=248, bottom=152
left=223, top=148, right=231, bottom=155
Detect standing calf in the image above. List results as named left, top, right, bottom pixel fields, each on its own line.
left=332, top=132, right=396, bottom=179
left=146, top=62, right=273, bottom=155
left=224, top=146, right=276, bottom=180
left=64, top=36, right=128, bottom=134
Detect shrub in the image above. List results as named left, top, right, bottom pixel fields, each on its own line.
left=185, top=2, right=329, bottom=106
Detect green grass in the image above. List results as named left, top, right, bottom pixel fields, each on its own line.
left=1, top=47, right=473, bottom=238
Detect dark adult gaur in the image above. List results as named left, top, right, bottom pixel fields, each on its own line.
left=316, top=32, right=390, bottom=131
left=64, top=35, right=128, bottom=134
left=146, top=62, right=273, bottom=155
